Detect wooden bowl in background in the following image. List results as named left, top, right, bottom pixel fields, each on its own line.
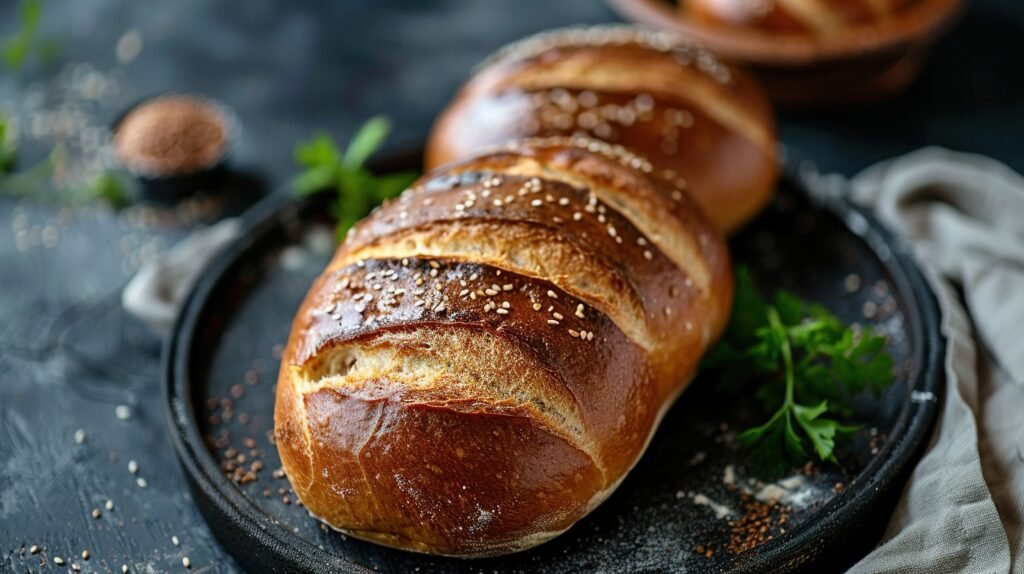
left=608, top=0, right=964, bottom=106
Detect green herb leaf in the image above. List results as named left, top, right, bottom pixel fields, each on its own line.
left=342, top=116, right=390, bottom=170
left=704, top=265, right=896, bottom=472
left=738, top=409, right=804, bottom=460
left=0, top=136, right=133, bottom=208
left=833, top=329, right=894, bottom=396
left=19, top=0, right=42, bottom=28
left=294, top=132, right=341, bottom=169
left=792, top=401, right=840, bottom=462
left=0, top=144, right=62, bottom=199
left=81, top=171, right=131, bottom=208
left=737, top=408, right=805, bottom=476
left=3, top=39, right=29, bottom=70
left=3, top=0, right=51, bottom=71
left=773, top=290, right=806, bottom=327
left=292, top=117, right=418, bottom=242
left=290, top=164, right=335, bottom=197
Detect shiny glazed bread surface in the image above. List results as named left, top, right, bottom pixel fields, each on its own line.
left=426, top=25, right=778, bottom=233
left=274, top=137, right=733, bottom=557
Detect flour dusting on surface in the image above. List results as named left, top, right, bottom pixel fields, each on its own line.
left=692, top=493, right=734, bottom=519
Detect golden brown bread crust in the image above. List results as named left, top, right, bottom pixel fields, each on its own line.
left=425, top=25, right=778, bottom=233
left=275, top=137, right=732, bottom=557
left=683, top=0, right=917, bottom=36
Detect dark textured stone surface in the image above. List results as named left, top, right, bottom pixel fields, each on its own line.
left=0, top=0, right=1021, bottom=572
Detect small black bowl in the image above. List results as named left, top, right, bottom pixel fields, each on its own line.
left=110, top=93, right=241, bottom=200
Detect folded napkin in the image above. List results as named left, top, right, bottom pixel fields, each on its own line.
left=849, top=148, right=1024, bottom=574
left=122, top=218, right=242, bottom=333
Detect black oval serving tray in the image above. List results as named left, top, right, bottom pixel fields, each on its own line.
left=164, top=150, right=943, bottom=574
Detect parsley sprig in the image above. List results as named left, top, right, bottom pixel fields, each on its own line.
left=292, top=116, right=418, bottom=241
left=703, top=267, right=895, bottom=472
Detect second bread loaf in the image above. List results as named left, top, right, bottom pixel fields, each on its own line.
left=426, top=25, right=778, bottom=233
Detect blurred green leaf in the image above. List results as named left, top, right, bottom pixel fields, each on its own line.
left=19, top=0, right=42, bottom=27
left=0, top=144, right=62, bottom=199
left=294, top=132, right=341, bottom=169
left=3, top=0, right=53, bottom=71
left=292, top=117, right=418, bottom=242
left=81, top=172, right=131, bottom=208
left=3, top=39, right=29, bottom=70
left=342, top=116, right=390, bottom=170
left=290, top=165, right=335, bottom=197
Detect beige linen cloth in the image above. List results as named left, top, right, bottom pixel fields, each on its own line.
left=848, top=148, right=1024, bottom=574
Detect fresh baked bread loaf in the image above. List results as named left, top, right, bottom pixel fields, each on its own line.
left=274, top=136, right=733, bottom=557
left=426, top=25, right=777, bottom=233
left=683, top=0, right=916, bottom=36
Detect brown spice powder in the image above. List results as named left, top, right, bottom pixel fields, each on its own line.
left=114, top=95, right=227, bottom=176
left=727, top=493, right=792, bottom=554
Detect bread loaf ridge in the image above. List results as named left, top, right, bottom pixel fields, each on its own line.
left=426, top=24, right=778, bottom=233
left=274, top=136, right=733, bottom=557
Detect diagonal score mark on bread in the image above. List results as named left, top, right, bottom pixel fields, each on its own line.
left=493, top=137, right=729, bottom=348
left=335, top=138, right=720, bottom=355
left=291, top=326, right=598, bottom=474
left=437, top=144, right=715, bottom=294
left=283, top=324, right=608, bottom=544
left=426, top=25, right=779, bottom=235
left=334, top=221, right=656, bottom=353
left=498, top=55, right=772, bottom=154
left=284, top=250, right=660, bottom=480
left=472, top=24, right=770, bottom=154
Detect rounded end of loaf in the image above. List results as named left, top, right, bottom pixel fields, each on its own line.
left=272, top=254, right=658, bottom=557
left=425, top=24, right=778, bottom=233
left=274, top=361, right=605, bottom=557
